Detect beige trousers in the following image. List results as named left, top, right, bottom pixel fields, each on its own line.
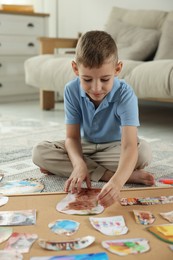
left=32, top=139, right=152, bottom=181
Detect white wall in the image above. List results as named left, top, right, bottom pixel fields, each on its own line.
left=58, top=0, right=173, bottom=37
left=1, top=0, right=173, bottom=37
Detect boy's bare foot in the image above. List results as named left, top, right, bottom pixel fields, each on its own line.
left=100, top=169, right=154, bottom=186
left=40, top=168, right=54, bottom=175
left=127, top=169, right=155, bottom=186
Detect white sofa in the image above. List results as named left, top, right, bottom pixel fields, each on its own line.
left=25, top=7, right=173, bottom=110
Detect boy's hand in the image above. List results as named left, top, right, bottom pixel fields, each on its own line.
left=97, top=179, right=121, bottom=208
left=64, top=165, right=91, bottom=194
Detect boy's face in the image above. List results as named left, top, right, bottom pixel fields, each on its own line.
left=72, top=59, right=122, bottom=106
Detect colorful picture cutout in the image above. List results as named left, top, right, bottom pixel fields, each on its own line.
left=30, top=252, right=109, bottom=260
left=169, top=244, right=173, bottom=251
left=147, top=224, right=173, bottom=244
left=120, top=196, right=173, bottom=206
left=0, top=250, right=23, bottom=260
left=48, top=219, right=80, bottom=236
left=160, top=211, right=173, bottom=223
left=89, top=216, right=128, bottom=235
left=5, top=232, right=38, bottom=253
left=0, top=174, right=4, bottom=182
left=38, top=235, right=95, bottom=251
left=102, top=238, right=150, bottom=256
left=56, top=188, right=104, bottom=215
left=0, top=227, right=13, bottom=243
left=0, top=195, right=9, bottom=207
left=133, top=210, right=155, bottom=225
left=0, top=180, right=44, bottom=195
left=0, top=209, right=36, bottom=226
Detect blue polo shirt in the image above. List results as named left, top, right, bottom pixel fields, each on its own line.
left=64, top=77, right=139, bottom=143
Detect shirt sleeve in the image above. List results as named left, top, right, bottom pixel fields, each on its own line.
left=117, top=82, right=140, bottom=127
left=64, top=81, right=82, bottom=125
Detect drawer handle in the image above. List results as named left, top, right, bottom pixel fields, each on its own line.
left=0, top=63, right=2, bottom=67
left=28, top=43, right=35, bottom=47
left=27, top=23, right=34, bottom=27
left=0, top=83, right=3, bottom=88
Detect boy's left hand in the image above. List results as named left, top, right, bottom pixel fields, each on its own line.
left=64, top=165, right=91, bottom=194
left=97, top=180, right=121, bottom=208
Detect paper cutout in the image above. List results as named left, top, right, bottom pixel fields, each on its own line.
left=0, top=209, right=36, bottom=226
left=120, top=196, right=173, bottom=206
left=56, top=188, right=104, bottom=215
left=169, top=244, right=173, bottom=251
left=38, top=235, right=95, bottom=251
left=0, top=179, right=44, bottom=195
left=102, top=238, right=150, bottom=256
left=0, top=227, right=13, bottom=243
left=30, top=252, right=108, bottom=259
left=147, top=224, right=173, bottom=244
left=48, top=219, right=80, bottom=236
left=0, top=174, right=4, bottom=182
left=5, top=232, right=38, bottom=253
left=0, top=250, right=23, bottom=259
left=0, top=195, right=8, bottom=207
left=133, top=210, right=155, bottom=225
left=160, top=211, right=173, bottom=223
left=89, top=216, right=128, bottom=235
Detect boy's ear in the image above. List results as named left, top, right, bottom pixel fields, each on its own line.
left=115, top=61, right=123, bottom=76
left=72, top=61, right=79, bottom=76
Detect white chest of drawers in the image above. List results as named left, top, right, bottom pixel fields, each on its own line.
left=0, top=11, right=49, bottom=102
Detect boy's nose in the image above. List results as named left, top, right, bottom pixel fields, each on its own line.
left=92, top=81, right=102, bottom=91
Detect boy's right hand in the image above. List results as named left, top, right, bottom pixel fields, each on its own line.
left=64, top=165, right=91, bottom=194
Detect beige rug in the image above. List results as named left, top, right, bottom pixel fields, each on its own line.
left=0, top=116, right=173, bottom=192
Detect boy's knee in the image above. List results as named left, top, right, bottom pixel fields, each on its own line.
left=32, top=141, right=48, bottom=166
left=136, top=139, right=152, bottom=169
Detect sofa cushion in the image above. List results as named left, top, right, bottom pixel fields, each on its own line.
left=105, top=7, right=168, bottom=30
left=106, top=20, right=160, bottom=61
left=154, top=20, right=173, bottom=60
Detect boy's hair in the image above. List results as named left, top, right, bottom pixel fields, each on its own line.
left=75, top=30, right=118, bottom=68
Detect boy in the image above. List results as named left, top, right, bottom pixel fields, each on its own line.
left=32, top=31, right=154, bottom=208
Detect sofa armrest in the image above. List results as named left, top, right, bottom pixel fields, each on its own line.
left=38, top=37, right=78, bottom=54
left=125, top=60, right=173, bottom=99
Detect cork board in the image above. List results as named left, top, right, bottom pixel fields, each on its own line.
left=0, top=187, right=173, bottom=260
